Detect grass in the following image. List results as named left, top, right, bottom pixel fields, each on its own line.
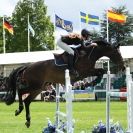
left=0, top=101, right=127, bottom=133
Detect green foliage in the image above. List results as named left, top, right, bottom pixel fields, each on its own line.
left=0, top=17, right=3, bottom=53
left=101, top=6, right=133, bottom=46
left=90, top=29, right=102, bottom=40
left=5, top=0, right=54, bottom=53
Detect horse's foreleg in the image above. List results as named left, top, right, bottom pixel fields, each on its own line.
left=89, top=68, right=106, bottom=76
left=15, top=92, right=24, bottom=116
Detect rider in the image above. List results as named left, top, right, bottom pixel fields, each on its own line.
left=57, top=29, right=97, bottom=77
left=57, top=33, right=82, bottom=77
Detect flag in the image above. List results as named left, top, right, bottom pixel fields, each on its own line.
left=80, top=11, right=99, bottom=25
left=3, top=19, right=13, bottom=35
left=107, top=10, right=126, bottom=23
left=28, top=23, right=35, bottom=36
left=55, top=14, right=73, bottom=32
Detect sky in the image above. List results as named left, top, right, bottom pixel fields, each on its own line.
left=0, top=0, right=133, bottom=36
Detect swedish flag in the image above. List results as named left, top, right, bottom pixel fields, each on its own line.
left=80, top=12, right=99, bottom=25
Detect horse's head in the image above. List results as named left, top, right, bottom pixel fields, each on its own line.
left=83, top=40, right=125, bottom=72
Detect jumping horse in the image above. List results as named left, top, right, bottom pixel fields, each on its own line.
left=3, top=40, right=125, bottom=128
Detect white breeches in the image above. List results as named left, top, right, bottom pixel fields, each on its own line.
left=57, top=38, right=74, bottom=55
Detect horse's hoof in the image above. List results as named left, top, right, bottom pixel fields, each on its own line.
left=25, top=121, right=30, bottom=128
left=15, top=110, right=19, bottom=116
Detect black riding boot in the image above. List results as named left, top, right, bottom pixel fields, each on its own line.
left=68, top=54, right=79, bottom=77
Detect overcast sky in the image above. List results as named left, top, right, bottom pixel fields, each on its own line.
left=0, top=0, right=132, bottom=35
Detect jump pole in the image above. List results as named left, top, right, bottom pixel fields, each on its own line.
left=106, top=60, right=110, bottom=133
left=55, top=69, right=74, bottom=133
left=126, top=67, right=133, bottom=133
left=106, top=67, right=133, bottom=133
left=65, top=69, right=73, bottom=133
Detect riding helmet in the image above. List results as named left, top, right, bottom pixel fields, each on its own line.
left=81, top=29, right=92, bottom=38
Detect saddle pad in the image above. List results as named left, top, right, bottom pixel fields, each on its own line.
left=54, top=57, right=67, bottom=66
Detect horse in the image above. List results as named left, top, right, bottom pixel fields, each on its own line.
left=3, top=40, right=125, bottom=128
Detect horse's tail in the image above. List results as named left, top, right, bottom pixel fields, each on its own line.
left=5, top=66, right=24, bottom=105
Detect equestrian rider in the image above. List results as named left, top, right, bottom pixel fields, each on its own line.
left=57, top=29, right=97, bottom=77
left=57, top=33, right=82, bottom=77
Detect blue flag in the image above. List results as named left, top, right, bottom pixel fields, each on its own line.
left=55, top=15, right=73, bottom=32
left=80, top=11, right=99, bottom=25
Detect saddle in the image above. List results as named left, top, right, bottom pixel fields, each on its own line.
left=54, top=50, right=79, bottom=66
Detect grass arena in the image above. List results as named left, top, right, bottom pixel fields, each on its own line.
left=0, top=101, right=127, bottom=133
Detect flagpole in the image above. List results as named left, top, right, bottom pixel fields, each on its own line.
left=106, top=9, right=110, bottom=133
left=28, top=13, right=30, bottom=52
left=3, top=16, right=6, bottom=54
left=54, top=14, right=57, bottom=50
left=2, top=16, right=7, bottom=77
left=79, top=12, right=82, bottom=33
left=106, top=10, right=109, bottom=42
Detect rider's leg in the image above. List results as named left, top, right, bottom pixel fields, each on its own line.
left=57, top=39, right=79, bottom=77
left=57, top=38, right=74, bottom=55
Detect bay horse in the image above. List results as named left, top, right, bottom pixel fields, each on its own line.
left=3, top=40, right=125, bottom=128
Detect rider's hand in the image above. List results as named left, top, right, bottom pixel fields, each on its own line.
left=91, top=43, right=97, bottom=46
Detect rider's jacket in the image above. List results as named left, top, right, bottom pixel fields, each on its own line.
left=61, top=33, right=83, bottom=46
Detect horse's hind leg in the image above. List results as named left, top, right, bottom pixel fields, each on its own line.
left=24, top=98, right=30, bottom=128
left=15, top=92, right=24, bottom=116
left=24, top=90, right=41, bottom=128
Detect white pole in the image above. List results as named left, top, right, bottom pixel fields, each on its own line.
left=3, top=16, right=7, bottom=77
left=54, top=13, right=57, bottom=50
left=130, top=83, right=133, bottom=133
left=79, top=12, right=82, bottom=32
left=106, top=10, right=109, bottom=42
left=106, top=60, right=110, bottom=133
left=56, top=83, right=60, bottom=129
left=28, top=13, right=30, bottom=52
left=65, top=69, right=73, bottom=133
left=126, top=67, right=133, bottom=133
left=3, top=16, right=6, bottom=54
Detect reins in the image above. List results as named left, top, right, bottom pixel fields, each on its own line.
left=88, top=46, right=95, bottom=60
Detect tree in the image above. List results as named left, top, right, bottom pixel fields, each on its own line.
left=101, top=6, right=133, bottom=46
left=90, top=29, right=102, bottom=40
left=6, top=0, right=54, bottom=53
left=0, top=17, right=3, bottom=53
